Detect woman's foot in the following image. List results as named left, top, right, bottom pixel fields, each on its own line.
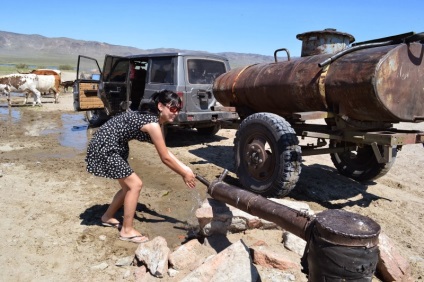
left=119, top=234, right=149, bottom=243
left=101, top=216, right=121, bottom=229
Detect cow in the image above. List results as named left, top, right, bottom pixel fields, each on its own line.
left=60, top=80, right=75, bottom=92
left=37, top=75, right=60, bottom=103
left=30, top=69, right=61, bottom=95
left=0, top=73, right=59, bottom=106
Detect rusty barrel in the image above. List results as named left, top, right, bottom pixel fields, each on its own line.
left=213, top=42, right=424, bottom=122
left=305, top=209, right=380, bottom=281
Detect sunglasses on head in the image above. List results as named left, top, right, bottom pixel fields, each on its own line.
left=165, top=104, right=181, bottom=113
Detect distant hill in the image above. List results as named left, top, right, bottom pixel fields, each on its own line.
left=0, top=31, right=277, bottom=69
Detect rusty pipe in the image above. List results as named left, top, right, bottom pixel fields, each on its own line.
left=196, top=171, right=314, bottom=240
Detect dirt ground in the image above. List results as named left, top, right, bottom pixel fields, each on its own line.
left=0, top=92, right=423, bottom=281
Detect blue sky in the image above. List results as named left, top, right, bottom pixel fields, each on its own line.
left=1, top=0, right=423, bottom=57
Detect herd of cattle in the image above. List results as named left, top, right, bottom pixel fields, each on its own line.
left=0, top=69, right=75, bottom=106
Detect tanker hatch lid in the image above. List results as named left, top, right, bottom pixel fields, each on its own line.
left=296, top=28, right=355, bottom=57
left=296, top=28, right=355, bottom=43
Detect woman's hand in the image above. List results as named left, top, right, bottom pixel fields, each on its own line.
left=183, top=167, right=196, bottom=189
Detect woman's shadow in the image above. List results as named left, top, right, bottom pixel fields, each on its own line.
left=79, top=203, right=187, bottom=227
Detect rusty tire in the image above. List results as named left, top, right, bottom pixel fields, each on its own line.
left=234, top=113, right=302, bottom=198
left=330, top=140, right=397, bottom=182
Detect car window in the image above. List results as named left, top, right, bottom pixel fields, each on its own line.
left=187, top=59, right=227, bottom=84
left=109, top=60, right=129, bottom=82
left=150, top=57, right=174, bottom=84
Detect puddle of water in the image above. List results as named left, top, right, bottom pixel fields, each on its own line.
left=58, top=113, right=92, bottom=151
left=0, top=107, right=22, bottom=123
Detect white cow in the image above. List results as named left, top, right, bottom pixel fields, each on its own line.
left=0, top=74, right=58, bottom=106
left=37, top=75, right=60, bottom=103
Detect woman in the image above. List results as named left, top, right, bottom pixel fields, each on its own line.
left=85, top=90, right=196, bottom=243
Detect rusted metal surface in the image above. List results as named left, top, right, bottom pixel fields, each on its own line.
left=213, top=42, right=424, bottom=123
left=197, top=171, right=380, bottom=246
left=205, top=178, right=314, bottom=240
left=314, top=209, right=380, bottom=247
left=296, top=28, right=355, bottom=57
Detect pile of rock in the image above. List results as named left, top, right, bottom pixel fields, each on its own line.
left=115, top=198, right=413, bottom=281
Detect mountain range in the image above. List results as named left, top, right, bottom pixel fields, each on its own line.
left=0, top=30, right=276, bottom=69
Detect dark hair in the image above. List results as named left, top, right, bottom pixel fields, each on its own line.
left=139, top=89, right=181, bottom=115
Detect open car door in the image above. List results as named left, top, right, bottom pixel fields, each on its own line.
left=99, top=55, right=131, bottom=116
left=74, top=55, right=102, bottom=111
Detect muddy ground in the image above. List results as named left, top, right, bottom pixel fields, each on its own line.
left=0, top=92, right=423, bottom=281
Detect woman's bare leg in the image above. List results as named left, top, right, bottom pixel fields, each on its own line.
left=101, top=188, right=126, bottom=225
left=118, top=173, right=143, bottom=237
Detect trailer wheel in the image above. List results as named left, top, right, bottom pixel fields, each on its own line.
left=234, top=113, right=302, bottom=198
left=330, top=140, right=397, bottom=182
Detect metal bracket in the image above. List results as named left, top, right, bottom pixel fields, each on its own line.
left=371, top=142, right=393, bottom=163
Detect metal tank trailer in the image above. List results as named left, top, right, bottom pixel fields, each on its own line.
left=196, top=170, right=381, bottom=281
left=212, top=28, right=424, bottom=198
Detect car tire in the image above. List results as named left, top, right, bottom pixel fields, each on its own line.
left=85, top=109, right=109, bottom=127
left=196, top=124, right=221, bottom=136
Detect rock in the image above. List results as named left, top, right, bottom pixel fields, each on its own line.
left=168, top=268, right=179, bottom=277
left=135, top=236, right=170, bottom=278
left=169, top=239, right=215, bottom=270
left=283, top=232, right=306, bottom=256
left=377, top=231, right=413, bottom=282
left=115, top=255, right=134, bottom=267
left=90, top=262, right=108, bottom=270
left=203, top=234, right=232, bottom=253
left=250, top=244, right=299, bottom=271
left=181, top=240, right=259, bottom=282
left=134, top=265, right=148, bottom=282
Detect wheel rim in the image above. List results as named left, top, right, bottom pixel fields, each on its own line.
left=243, top=135, right=275, bottom=181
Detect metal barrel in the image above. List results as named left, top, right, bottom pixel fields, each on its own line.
left=213, top=42, right=424, bottom=122
left=206, top=178, right=314, bottom=240
left=306, top=209, right=380, bottom=281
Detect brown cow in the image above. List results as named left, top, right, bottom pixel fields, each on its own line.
left=60, top=80, right=75, bottom=92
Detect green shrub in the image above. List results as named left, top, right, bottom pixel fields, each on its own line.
left=59, top=64, right=74, bottom=70
left=15, top=63, right=29, bottom=69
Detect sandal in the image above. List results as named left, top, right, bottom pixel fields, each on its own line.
left=119, top=235, right=149, bottom=244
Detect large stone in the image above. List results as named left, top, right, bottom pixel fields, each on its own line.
left=250, top=244, right=299, bottom=271
left=180, top=240, right=259, bottom=282
left=169, top=239, right=215, bottom=271
left=135, top=236, right=170, bottom=278
left=377, top=232, right=413, bottom=282
left=283, top=232, right=306, bottom=256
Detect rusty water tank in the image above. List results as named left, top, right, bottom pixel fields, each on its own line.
left=296, top=28, right=355, bottom=57
left=212, top=32, right=424, bottom=123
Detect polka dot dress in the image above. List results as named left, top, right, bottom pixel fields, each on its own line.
left=85, top=111, right=159, bottom=179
